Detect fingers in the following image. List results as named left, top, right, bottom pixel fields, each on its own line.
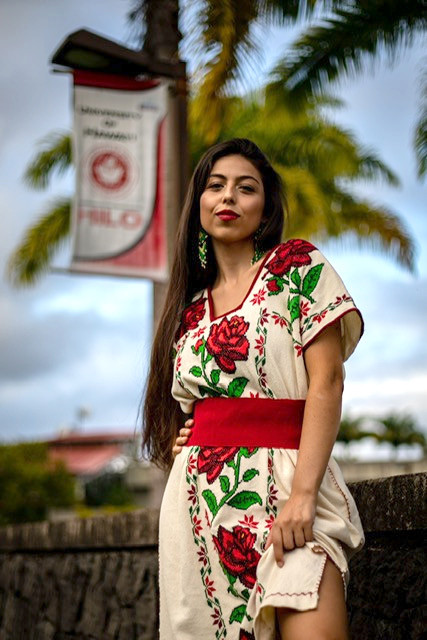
left=293, top=527, right=306, bottom=548
left=271, top=524, right=285, bottom=567
left=172, top=419, right=194, bottom=457
left=264, top=521, right=314, bottom=566
left=303, top=523, right=314, bottom=542
left=172, top=444, right=182, bottom=458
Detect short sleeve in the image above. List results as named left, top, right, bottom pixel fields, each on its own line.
left=294, top=246, right=363, bottom=361
left=171, top=290, right=208, bottom=414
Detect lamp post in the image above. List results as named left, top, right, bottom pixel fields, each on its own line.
left=51, top=27, right=189, bottom=328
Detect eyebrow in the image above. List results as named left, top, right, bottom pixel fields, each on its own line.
left=208, top=173, right=260, bottom=185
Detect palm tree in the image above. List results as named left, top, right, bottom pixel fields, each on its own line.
left=129, top=1, right=352, bottom=145
left=373, top=412, right=426, bottom=451
left=190, top=84, right=414, bottom=267
left=6, top=0, right=418, bottom=285
left=280, top=0, right=427, bottom=178
left=337, top=414, right=366, bottom=446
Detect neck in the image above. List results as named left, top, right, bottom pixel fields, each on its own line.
left=211, top=239, right=259, bottom=287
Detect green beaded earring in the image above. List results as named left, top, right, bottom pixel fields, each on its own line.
left=198, top=228, right=208, bottom=269
left=251, top=225, right=265, bottom=265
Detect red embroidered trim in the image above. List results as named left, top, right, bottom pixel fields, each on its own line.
left=302, top=307, right=364, bottom=353
left=261, top=553, right=327, bottom=600
left=327, top=466, right=352, bottom=522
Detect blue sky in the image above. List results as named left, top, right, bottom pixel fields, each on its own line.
left=0, top=1, right=426, bottom=453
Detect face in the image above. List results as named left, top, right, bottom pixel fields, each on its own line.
left=199, top=154, right=265, bottom=248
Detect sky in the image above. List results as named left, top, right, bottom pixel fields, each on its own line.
left=0, top=1, right=426, bottom=459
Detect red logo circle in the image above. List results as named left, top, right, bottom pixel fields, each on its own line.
left=90, top=151, right=129, bottom=191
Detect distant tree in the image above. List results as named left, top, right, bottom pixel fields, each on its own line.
left=373, top=412, right=426, bottom=450
left=85, top=472, right=134, bottom=507
left=0, top=442, right=75, bottom=525
left=337, top=414, right=366, bottom=445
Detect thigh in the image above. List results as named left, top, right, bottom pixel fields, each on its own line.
left=276, top=558, right=349, bottom=640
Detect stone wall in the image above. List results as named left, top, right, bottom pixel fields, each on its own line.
left=0, top=473, right=425, bottom=640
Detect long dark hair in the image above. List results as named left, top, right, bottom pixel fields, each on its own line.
left=142, top=138, right=286, bottom=469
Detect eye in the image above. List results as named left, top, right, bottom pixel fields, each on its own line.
left=206, top=182, right=223, bottom=190
left=239, top=184, right=255, bottom=192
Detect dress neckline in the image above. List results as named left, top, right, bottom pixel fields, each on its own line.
left=207, top=245, right=277, bottom=322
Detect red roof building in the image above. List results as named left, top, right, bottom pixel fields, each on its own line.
left=47, top=431, right=135, bottom=477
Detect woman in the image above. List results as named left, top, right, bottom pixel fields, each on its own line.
left=143, top=138, right=364, bottom=639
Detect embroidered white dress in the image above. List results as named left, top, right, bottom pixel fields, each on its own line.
left=159, top=239, right=364, bottom=640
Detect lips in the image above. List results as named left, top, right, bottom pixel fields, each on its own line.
left=215, top=210, right=239, bottom=221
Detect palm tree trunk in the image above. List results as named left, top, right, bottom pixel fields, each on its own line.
left=142, top=0, right=181, bottom=60
left=141, top=0, right=187, bottom=329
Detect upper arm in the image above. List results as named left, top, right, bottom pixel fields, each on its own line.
left=303, top=321, right=344, bottom=388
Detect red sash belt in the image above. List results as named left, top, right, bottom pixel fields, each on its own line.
left=185, top=398, right=305, bottom=448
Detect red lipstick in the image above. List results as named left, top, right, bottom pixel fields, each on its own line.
left=215, top=209, right=239, bottom=221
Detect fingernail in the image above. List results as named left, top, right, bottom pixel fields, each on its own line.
left=278, top=560, right=284, bottom=568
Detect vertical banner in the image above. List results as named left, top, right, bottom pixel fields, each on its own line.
left=71, top=70, right=168, bottom=280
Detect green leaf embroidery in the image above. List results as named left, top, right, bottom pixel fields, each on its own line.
left=242, top=468, right=259, bottom=482
left=226, top=459, right=236, bottom=469
left=219, top=475, right=230, bottom=493
left=241, top=588, right=250, bottom=602
left=210, top=369, right=221, bottom=385
left=288, top=296, right=300, bottom=322
left=240, top=447, right=258, bottom=458
left=172, top=348, right=177, bottom=360
left=221, top=563, right=237, bottom=584
left=202, top=489, right=218, bottom=517
left=227, top=377, right=249, bottom=398
left=227, top=491, right=262, bottom=510
left=302, top=263, right=324, bottom=298
left=290, top=268, right=301, bottom=287
left=229, top=604, right=246, bottom=624
left=198, top=385, right=222, bottom=398
left=205, top=353, right=213, bottom=363
left=190, top=366, right=202, bottom=377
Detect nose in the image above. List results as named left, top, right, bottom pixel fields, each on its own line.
left=222, top=184, right=235, bottom=203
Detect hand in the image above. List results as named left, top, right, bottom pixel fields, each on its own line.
left=172, top=419, right=194, bottom=457
left=264, top=492, right=316, bottom=567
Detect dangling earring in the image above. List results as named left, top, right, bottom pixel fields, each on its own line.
left=251, top=225, right=265, bottom=265
left=198, top=228, right=208, bottom=269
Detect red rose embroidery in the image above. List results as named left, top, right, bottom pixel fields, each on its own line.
left=266, top=278, right=280, bottom=293
left=239, top=630, right=255, bottom=640
left=266, top=239, right=315, bottom=277
left=213, top=525, right=261, bottom=589
left=197, top=447, right=240, bottom=484
left=176, top=296, right=206, bottom=341
left=206, top=315, right=250, bottom=373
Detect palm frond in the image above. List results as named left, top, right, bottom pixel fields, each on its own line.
left=415, top=111, right=427, bottom=178
left=283, top=0, right=426, bottom=94
left=6, top=199, right=71, bottom=287
left=193, top=0, right=259, bottom=143
left=414, top=66, right=427, bottom=178
left=24, top=132, right=72, bottom=190
left=329, top=192, right=416, bottom=272
left=191, top=0, right=348, bottom=143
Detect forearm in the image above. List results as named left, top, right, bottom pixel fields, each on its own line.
left=291, top=375, right=343, bottom=498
